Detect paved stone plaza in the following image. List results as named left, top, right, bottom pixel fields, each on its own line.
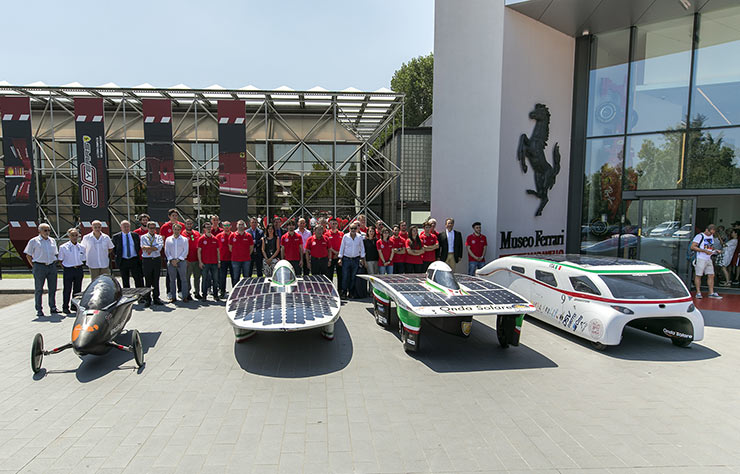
left=1, top=293, right=739, bottom=474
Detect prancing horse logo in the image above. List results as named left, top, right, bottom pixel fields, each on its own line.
left=517, top=103, right=561, bottom=217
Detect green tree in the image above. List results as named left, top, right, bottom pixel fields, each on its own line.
left=391, top=53, right=434, bottom=128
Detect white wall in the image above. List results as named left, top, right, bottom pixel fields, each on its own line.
left=431, top=1, right=575, bottom=269
left=431, top=0, right=506, bottom=272
left=495, top=9, right=574, bottom=257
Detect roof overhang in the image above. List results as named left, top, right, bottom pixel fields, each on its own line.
left=505, top=0, right=737, bottom=37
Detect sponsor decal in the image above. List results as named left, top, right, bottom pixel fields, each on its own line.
left=588, top=319, right=603, bottom=339
left=80, top=135, right=99, bottom=207
left=461, top=321, right=472, bottom=336
left=663, top=328, right=692, bottom=339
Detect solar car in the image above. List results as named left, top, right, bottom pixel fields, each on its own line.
left=477, top=254, right=704, bottom=349
left=225, top=260, right=341, bottom=342
left=359, top=261, right=535, bottom=353
left=31, top=275, right=151, bottom=374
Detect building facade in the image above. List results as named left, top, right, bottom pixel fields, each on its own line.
left=432, top=0, right=740, bottom=281
left=0, top=85, right=403, bottom=267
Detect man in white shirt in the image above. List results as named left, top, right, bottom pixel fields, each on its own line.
left=165, top=223, right=190, bottom=303
left=58, top=228, right=86, bottom=314
left=691, top=224, right=722, bottom=299
left=338, top=223, right=366, bottom=299
left=82, top=220, right=114, bottom=280
left=140, top=221, right=165, bottom=306
left=297, top=218, right=312, bottom=277
left=24, top=223, right=59, bottom=317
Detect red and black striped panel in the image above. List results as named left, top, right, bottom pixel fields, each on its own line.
left=142, top=99, right=175, bottom=223
left=0, top=97, right=37, bottom=260
left=217, top=100, right=247, bottom=221
left=74, top=98, right=109, bottom=234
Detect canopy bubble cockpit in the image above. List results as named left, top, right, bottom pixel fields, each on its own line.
left=425, top=261, right=460, bottom=291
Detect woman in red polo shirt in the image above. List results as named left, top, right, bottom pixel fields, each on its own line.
left=405, top=226, right=425, bottom=274
left=376, top=228, right=394, bottom=274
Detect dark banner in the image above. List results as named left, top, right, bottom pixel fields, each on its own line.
left=74, top=98, right=110, bottom=235
left=1, top=97, right=38, bottom=258
left=143, top=99, right=175, bottom=224
left=217, top=100, right=247, bottom=221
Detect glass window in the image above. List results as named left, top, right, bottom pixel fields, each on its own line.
left=569, top=276, right=601, bottom=295
left=511, top=266, right=525, bottom=274
left=432, top=269, right=460, bottom=290
left=691, top=7, right=740, bottom=128
left=628, top=17, right=693, bottom=133
left=535, top=270, right=557, bottom=287
left=599, top=272, right=689, bottom=299
left=272, top=265, right=296, bottom=285
left=79, top=275, right=121, bottom=310
left=588, top=29, right=631, bottom=137
left=685, top=127, right=740, bottom=189
left=581, top=137, right=624, bottom=255
left=624, top=132, right=683, bottom=190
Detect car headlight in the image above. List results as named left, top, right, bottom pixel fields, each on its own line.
left=687, top=304, right=695, bottom=313
left=611, top=305, right=634, bottom=315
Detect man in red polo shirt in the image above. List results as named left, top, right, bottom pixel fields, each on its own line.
left=134, top=213, right=150, bottom=237
left=210, top=215, right=224, bottom=235
left=305, top=225, right=330, bottom=277
left=326, top=218, right=344, bottom=285
left=197, top=222, right=221, bottom=301
left=183, top=218, right=201, bottom=299
left=399, top=221, right=409, bottom=240
left=466, top=221, right=488, bottom=276
left=390, top=224, right=407, bottom=274
left=217, top=221, right=234, bottom=298
left=420, top=221, right=439, bottom=272
left=160, top=208, right=185, bottom=298
left=280, top=220, right=304, bottom=275
left=229, top=219, right=254, bottom=282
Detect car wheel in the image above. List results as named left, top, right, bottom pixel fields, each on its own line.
left=31, top=333, right=44, bottom=374
left=671, top=338, right=692, bottom=348
left=496, top=316, right=509, bottom=348
left=131, top=329, right=144, bottom=368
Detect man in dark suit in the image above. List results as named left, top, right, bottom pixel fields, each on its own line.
left=113, top=220, right=144, bottom=288
left=437, top=218, right=463, bottom=270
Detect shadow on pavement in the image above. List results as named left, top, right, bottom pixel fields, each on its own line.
left=379, top=314, right=558, bottom=372
left=701, top=310, right=740, bottom=330
left=234, top=318, right=352, bottom=378
left=525, top=317, right=720, bottom=362
left=34, top=331, right=161, bottom=382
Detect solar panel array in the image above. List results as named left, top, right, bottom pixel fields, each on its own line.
left=519, top=254, right=653, bottom=267
left=227, top=275, right=339, bottom=328
left=378, top=274, right=527, bottom=306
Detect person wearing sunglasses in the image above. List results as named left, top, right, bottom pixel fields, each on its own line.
left=24, top=223, right=60, bottom=317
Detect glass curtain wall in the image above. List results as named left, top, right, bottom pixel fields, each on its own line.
left=581, top=7, right=740, bottom=257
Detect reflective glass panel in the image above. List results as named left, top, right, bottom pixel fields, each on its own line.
left=624, top=132, right=683, bottom=190
left=684, top=127, right=740, bottom=189
left=581, top=137, right=624, bottom=256
left=588, top=29, right=631, bottom=137
left=691, top=7, right=740, bottom=127
left=628, top=17, right=693, bottom=133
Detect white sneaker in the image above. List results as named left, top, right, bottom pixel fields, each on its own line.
left=708, top=293, right=723, bottom=299
left=695, top=293, right=702, bottom=299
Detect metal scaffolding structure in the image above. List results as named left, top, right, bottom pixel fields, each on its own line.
left=0, top=84, right=404, bottom=262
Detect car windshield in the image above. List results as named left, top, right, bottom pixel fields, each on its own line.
left=79, top=275, right=122, bottom=310
left=599, top=272, right=688, bottom=299
left=432, top=270, right=460, bottom=290
left=272, top=266, right=296, bottom=285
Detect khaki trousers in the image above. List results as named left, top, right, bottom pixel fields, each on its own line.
left=445, top=254, right=456, bottom=269
left=89, top=267, right=111, bottom=281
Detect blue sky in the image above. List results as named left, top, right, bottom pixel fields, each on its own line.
left=4, top=0, right=433, bottom=91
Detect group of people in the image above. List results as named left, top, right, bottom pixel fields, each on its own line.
left=23, top=209, right=491, bottom=316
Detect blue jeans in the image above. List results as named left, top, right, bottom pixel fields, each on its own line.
left=201, top=263, right=219, bottom=297
left=341, top=257, right=360, bottom=294
left=468, top=260, right=485, bottom=276
left=378, top=265, right=393, bottom=274
left=32, top=262, right=57, bottom=313
left=231, top=260, right=252, bottom=281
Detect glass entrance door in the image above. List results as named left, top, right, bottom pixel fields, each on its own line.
left=637, top=198, right=695, bottom=281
